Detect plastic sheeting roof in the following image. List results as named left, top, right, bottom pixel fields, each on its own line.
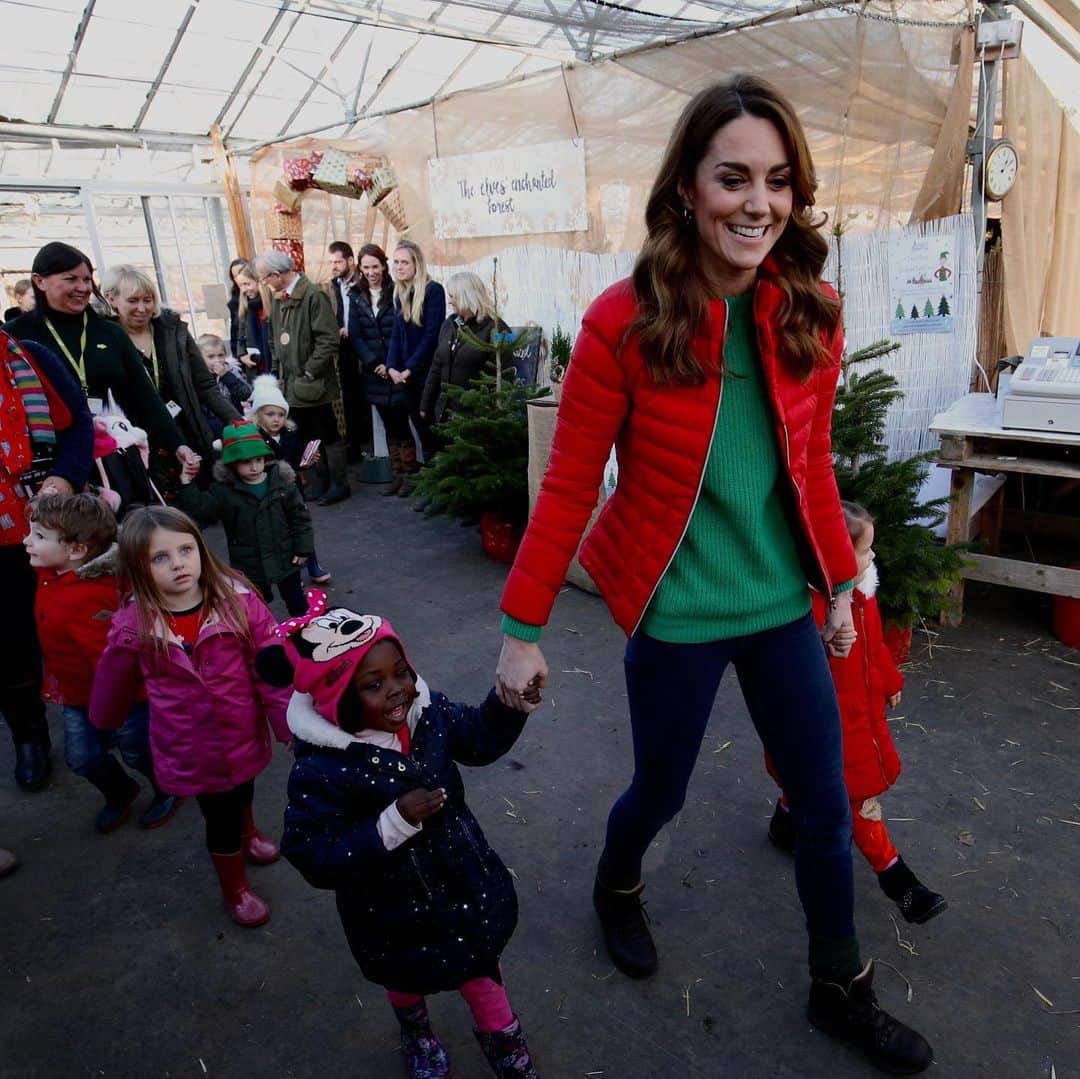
left=1, top=1, right=974, bottom=150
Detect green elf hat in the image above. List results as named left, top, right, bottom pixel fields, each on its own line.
left=221, top=422, right=272, bottom=465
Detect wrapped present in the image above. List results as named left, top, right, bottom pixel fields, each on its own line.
left=376, top=187, right=408, bottom=234
left=272, top=179, right=301, bottom=211
left=267, top=207, right=303, bottom=241
left=283, top=151, right=323, bottom=191
left=311, top=148, right=351, bottom=193
left=367, top=166, right=397, bottom=207
left=272, top=238, right=304, bottom=274
left=350, top=164, right=374, bottom=196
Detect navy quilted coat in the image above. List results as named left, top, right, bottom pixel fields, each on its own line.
left=282, top=689, right=525, bottom=994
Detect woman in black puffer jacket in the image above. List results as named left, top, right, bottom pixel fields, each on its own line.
left=348, top=244, right=407, bottom=494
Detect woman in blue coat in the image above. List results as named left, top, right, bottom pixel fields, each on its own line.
left=387, top=239, right=445, bottom=489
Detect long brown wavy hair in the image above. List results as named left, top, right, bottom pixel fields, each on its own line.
left=630, top=75, right=840, bottom=385
left=118, top=505, right=252, bottom=656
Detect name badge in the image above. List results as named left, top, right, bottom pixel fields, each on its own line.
left=280, top=332, right=290, bottom=346
left=165, top=400, right=183, bottom=418
left=87, top=397, right=104, bottom=416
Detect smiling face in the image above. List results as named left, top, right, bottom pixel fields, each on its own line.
left=392, top=248, right=416, bottom=285
left=113, top=284, right=155, bottom=332
left=147, top=527, right=203, bottom=608
left=33, top=263, right=93, bottom=315
left=351, top=638, right=418, bottom=735
left=236, top=272, right=260, bottom=300
left=359, top=254, right=384, bottom=290
left=679, top=113, right=793, bottom=297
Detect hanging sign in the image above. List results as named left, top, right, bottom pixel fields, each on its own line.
left=888, top=229, right=955, bottom=335
left=428, top=139, right=587, bottom=240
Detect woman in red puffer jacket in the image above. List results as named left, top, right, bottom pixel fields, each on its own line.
left=494, top=76, right=934, bottom=1074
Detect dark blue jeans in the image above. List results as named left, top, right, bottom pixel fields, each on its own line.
left=63, top=701, right=152, bottom=779
left=602, top=612, right=855, bottom=942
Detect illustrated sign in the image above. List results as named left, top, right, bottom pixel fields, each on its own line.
left=428, top=139, right=588, bottom=240
left=888, top=229, right=955, bottom=335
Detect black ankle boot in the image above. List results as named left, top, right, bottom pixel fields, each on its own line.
left=808, top=960, right=933, bottom=1074
left=86, top=761, right=140, bottom=834
left=877, top=859, right=947, bottom=925
left=14, top=741, right=51, bottom=792
left=768, top=802, right=795, bottom=852
left=593, top=876, right=658, bottom=978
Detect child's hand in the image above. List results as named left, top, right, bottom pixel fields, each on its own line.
left=887, top=691, right=902, bottom=708
left=397, top=787, right=446, bottom=826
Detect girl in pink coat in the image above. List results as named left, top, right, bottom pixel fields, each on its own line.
left=91, top=505, right=291, bottom=928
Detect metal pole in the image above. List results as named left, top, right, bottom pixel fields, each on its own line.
left=166, top=196, right=199, bottom=334
left=80, top=188, right=105, bottom=273
left=142, top=196, right=169, bottom=306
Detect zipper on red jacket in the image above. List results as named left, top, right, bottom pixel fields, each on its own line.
left=855, top=600, right=889, bottom=779
left=630, top=300, right=728, bottom=637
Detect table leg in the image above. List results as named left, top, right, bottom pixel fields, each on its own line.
left=942, top=469, right=975, bottom=627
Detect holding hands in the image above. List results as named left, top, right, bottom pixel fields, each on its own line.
left=496, top=636, right=547, bottom=714
left=822, top=590, right=857, bottom=658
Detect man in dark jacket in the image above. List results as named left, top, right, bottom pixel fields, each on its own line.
left=253, top=251, right=350, bottom=506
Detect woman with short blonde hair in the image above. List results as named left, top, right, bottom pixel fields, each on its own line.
left=102, top=263, right=240, bottom=485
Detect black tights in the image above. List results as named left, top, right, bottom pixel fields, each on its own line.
left=196, top=779, right=255, bottom=854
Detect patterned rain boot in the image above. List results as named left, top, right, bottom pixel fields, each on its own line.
left=474, top=1015, right=539, bottom=1078
left=392, top=999, right=451, bottom=1079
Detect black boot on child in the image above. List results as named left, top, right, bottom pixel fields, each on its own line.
left=808, top=960, right=933, bottom=1074
left=85, top=757, right=140, bottom=834
left=474, top=1015, right=539, bottom=1078
left=392, top=999, right=450, bottom=1079
left=593, top=876, right=658, bottom=978
left=877, top=858, right=947, bottom=925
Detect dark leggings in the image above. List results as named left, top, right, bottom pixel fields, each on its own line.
left=0, top=545, right=48, bottom=745
left=602, top=612, right=855, bottom=943
left=374, top=401, right=412, bottom=443
left=196, top=779, right=255, bottom=854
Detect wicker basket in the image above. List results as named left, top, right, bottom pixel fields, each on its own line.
left=267, top=208, right=303, bottom=241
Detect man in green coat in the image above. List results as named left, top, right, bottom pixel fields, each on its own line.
left=252, top=250, right=350, bottom=505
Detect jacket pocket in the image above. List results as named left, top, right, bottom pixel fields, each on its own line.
left=408, top=849, right=433, bottom=901
left=292, top=376, right=326, bottom=404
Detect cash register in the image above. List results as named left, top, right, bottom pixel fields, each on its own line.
left=1000, top=336, right=1080, bottom=434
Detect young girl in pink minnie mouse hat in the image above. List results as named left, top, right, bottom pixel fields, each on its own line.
left=266, top=593, right=541, bottom=1079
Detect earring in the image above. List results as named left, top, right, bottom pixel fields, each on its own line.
left=681, top=204, right=694, bottom=224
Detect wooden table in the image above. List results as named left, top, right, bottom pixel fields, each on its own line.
left=930, top=393, right=1080, bottom=626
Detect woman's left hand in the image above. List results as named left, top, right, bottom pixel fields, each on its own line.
left=822, top=590, right=856, bottom=658
left=176, top=445, right=201, bottom=471
left=38, top=475, right=74, bottom=497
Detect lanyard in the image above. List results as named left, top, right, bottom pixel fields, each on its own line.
left=146, top=337, right=160, bottom=388
left=44, top=312, right=88, bottom=388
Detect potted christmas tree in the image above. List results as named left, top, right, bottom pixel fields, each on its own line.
left=832, top=338, right=969, bottom=661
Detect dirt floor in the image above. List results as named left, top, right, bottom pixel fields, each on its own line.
left=1, top=484, right=1077, bottom=1079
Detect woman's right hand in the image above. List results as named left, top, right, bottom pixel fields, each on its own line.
left=375, top=364, right=388, bottom=379
left=397, top=787, right=446, bottom=825
left=496, top=635, right=548, bottom=713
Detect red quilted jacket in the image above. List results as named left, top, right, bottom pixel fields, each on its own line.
left=501, top=272, right=857, bottom=636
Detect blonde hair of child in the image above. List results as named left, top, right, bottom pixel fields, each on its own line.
left=839, top=500, right=874, bottom=543
left=254, top=404, right=296, bottom=433
left=117, top=505, right=252, bottom=655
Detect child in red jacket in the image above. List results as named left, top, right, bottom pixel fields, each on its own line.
left=23, top=494, right=180, bottom=833
left=768, top=502, right=947, bottom=925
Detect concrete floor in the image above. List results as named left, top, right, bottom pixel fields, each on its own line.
left=1, top=484, right=1077, bottom=1078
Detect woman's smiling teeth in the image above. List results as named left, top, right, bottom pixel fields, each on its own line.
left=729, top=224, right=767, bottom=238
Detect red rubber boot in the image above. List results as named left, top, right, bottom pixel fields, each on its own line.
left=209, top=851, right=270, bottom=928
left=242, top=806, right=280, bottom=865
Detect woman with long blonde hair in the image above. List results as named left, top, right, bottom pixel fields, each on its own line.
left=91, top=505, right=291, bottom=929
left=494, top=75, right=933, bottom=1073
left=386, top=239, right=445, bottom=476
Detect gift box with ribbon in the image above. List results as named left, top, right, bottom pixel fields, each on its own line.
left=272, top=238, right=305, bottom=274
left=311, top=148, right=361, bottom=198
left=283, top=151, right=323, bottom=191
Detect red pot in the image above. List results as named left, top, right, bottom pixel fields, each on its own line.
left=1052, top=564, right=1080, bottom=650
left=480, top=511, right=522, bottom=564
left=882, top=621, right=913, bottom=665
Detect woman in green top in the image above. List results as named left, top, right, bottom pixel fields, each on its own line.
left=7, top=243, right=196, bottom=475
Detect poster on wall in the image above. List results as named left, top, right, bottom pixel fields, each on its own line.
left=428, top=139, right=588, bottom=240
left=888, top=229, right=955, bottom=335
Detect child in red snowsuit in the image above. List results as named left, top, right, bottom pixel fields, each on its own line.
left=768, top=501, right=947, bottom=925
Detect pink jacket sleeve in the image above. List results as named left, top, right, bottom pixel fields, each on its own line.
left=244, top=591, right=293, bottom=744
left=89, top=622, right=144, bottom=730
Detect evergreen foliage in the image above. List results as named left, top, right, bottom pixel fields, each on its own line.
left=833, top=339, right=969, bottom=625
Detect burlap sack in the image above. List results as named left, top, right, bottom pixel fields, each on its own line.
left=526, top=398, right=603, bottom=595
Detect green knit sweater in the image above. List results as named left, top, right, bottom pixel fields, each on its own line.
left=640, top=293, right=810, bottom=642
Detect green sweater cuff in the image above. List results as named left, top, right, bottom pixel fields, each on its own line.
left=501, top=615, right=542, bottom=642
left=833, top=578, right=856, bottom=595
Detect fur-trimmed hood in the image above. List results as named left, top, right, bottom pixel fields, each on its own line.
left=76, top=541, right=119, bottom=580
left=855, top=561, right=879, bottom=599
left=211, top=457, right=295, bottom=488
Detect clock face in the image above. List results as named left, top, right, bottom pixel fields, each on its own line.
left=985, top=142, right=1018, bottom=200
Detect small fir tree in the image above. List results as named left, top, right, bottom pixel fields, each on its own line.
left=937, top=295, right=950, bottom=316
left=833, top=339, right=968, bottom=625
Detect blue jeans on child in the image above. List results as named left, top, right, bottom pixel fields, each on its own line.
left=601, top=611, right=855, bottom=943
left=63, top=701, right=152, bottom=780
